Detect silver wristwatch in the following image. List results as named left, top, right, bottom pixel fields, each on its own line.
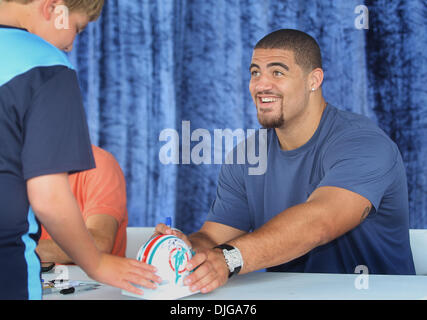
left=214, top=244, right=244, bottom=278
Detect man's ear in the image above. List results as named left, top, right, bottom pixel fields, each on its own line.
left=308, top=68, right=324, bottom=91
left=39, top=0, right=62, bottom=21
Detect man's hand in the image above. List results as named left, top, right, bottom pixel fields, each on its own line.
left=154, top=223, right=192, bottom=248
left=184, top=248, right=229, bottom=294
left=154, top=221, right=246, bottom=294
left=154, top=223, right=229, bottom=293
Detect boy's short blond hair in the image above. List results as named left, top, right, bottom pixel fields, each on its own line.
left=3, top=0, right=105, bottom=21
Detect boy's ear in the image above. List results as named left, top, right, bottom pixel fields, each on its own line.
left=39, top=0, right=63, bottom=21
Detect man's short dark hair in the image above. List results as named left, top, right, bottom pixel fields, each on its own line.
left=255, top=29, right=322, bottom=73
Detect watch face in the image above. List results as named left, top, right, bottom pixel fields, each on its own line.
left=137, top=234, right=193, bottom=286
left=215, top=244, right=243, bottom=277
left=226, top=249, right=242, bottom=269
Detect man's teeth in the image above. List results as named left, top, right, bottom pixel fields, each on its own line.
left=261, top=97, right=279, bottom=103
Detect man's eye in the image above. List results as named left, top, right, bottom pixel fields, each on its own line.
left=273, top=70, right=284, bottom=76
left=251, top=70, right=260, bottom=77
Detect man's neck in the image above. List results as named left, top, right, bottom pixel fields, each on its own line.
left=275, top=97, right=327, bottom=151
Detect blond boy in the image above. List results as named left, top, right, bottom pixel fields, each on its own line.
left=0, top=0, right=161, bottom=299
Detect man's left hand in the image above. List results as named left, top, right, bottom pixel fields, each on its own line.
left=184, top=247, right=229, bottom=293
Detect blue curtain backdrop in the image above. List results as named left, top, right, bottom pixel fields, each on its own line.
left=68, top=0, right=427, bottom=233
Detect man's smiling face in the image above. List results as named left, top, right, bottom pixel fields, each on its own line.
left=249, top=48, right=311, bottom=129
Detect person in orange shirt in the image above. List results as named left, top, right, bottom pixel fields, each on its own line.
left=37, top=145, right=128, bottom=263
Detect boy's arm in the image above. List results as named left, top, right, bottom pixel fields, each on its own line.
left=36, top=214, right=118, bottom=264
left=28, top=173, right=161, bottom=295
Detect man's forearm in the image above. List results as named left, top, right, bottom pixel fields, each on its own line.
left=227, top=202, right=327, bottom=275
left=37, top=239, right=73, bottom=264
left=226, top=186, right=371, bottom=275
left=189, top=231, right=219, bottom=252
left=37, top=231, right=114, bottom=265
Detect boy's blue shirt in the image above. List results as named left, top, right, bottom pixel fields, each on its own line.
left=0, top=25, right=74, bottom=87
left=0, top=25, right=94, bottom=300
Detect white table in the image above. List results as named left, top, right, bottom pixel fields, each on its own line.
left=42, top=265, right=427, bottom=300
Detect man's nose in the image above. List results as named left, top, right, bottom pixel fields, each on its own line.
left=253, top=74, right=274, bottom=93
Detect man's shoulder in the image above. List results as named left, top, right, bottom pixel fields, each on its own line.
left=329, top=105, right=380, bottom=133
left=92, top=145, right=114, bottom=160
left=324, top=106, right=396, bottom=149
left=320, top=106, right=402, bottom=173
left=91, top=145, right=123, bottom=173
left=70, top=146, right=125, bottom=193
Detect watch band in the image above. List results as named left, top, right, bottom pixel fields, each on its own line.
left=214, top=244, right=243, bottom=278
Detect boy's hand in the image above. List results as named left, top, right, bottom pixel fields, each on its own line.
left=88, top=253, right=162, bottom=296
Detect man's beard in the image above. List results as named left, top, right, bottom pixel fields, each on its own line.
left=257, top=106, right=285, bottom=129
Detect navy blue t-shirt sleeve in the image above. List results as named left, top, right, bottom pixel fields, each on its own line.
left=206, top=163, right=252, bottom=232
left=22, top=67, right=95, bottom=180
left=318, top=130, right=399, bottom=212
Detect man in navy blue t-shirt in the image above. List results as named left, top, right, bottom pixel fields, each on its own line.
left=156, top=29, right=415, bottom=294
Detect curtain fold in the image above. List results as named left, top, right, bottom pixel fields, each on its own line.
left=68, top=0, right=427, bottom=232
